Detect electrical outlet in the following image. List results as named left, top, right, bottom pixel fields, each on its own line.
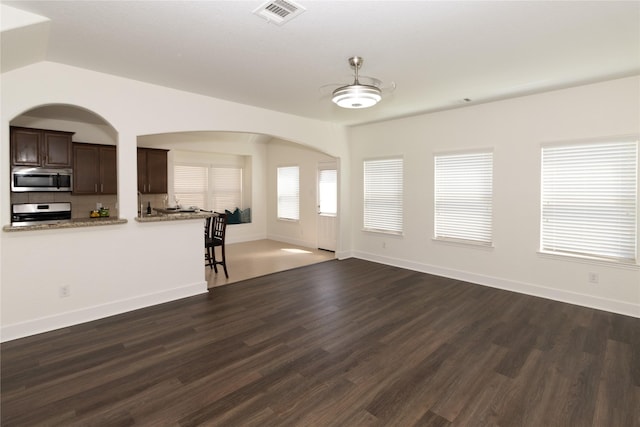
left=588, top=272, right=599, bottom=284
left=59, top=285, right=71, bottom=298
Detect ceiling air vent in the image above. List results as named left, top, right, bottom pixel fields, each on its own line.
left=253, top=0, right=306, bottom=26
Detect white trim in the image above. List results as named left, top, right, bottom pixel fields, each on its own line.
left=432, top=236, right=495, bottom=249
left=352, top=250, right=640, bottom=319
left=537, top=250, right=639, bottom=270
left=540, top=134, right=639, bottom=149
left=361, top=228, right=404, bottom=237
left=266, top=233, right=313, bottom=249
left=1, top=281, right=208, bottom=343
left=225, top=229, right=267, bottom=245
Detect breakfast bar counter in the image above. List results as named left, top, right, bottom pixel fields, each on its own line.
left=135, top=208, right=214, bottom=223
left=3, top=209, right=213, bottom=231
left=3, top=217, right=128, bottom=232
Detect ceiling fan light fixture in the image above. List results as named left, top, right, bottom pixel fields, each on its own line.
left=332, top=84, right=382, bottom=109
left=331, top=56, right=384, bottom=109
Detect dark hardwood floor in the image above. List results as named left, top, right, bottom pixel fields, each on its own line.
left=2, top=259, right=639, bottom=426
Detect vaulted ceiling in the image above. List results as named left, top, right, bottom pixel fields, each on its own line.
left=2, top=1, right=639, bottom=126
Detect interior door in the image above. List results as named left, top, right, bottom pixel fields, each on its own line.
left=317, top=162, right=337, bottom=251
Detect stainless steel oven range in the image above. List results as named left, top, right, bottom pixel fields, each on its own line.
left=11, top=203, right=72, bottom=226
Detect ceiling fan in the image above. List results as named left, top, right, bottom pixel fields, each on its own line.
left=328, top=56, right=395, bottom=109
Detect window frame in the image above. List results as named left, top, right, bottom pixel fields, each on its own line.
left=277, top=165, right=300, bottom=221
left=362, top=156, right=404, bottom=235
left=318, top=166, right=338, bottom=217
left=539, top=137, right=638, bottom=265
left=433, top=148, right=494, bottom=247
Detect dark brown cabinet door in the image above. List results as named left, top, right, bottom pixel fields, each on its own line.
left=137, top=148, right=167, bottom=194
left=73, top=143, right=117, bottom=194
left=137, top=148, right=147, bottom=193
left=73, top=144, right=100, bottom=194
left=145, top=149, right=168, bottom=194
left=11, top=127, right=42, bottom=166
left=100, top=146, right=118, bottom=194
left=11, top=127, right=73, bottom=167
left=43, top=132, right=73, bottom=167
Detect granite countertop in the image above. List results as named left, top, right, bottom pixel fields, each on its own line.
left=3, top=209, right=214, bottom=232
left=135, top=209, right=214, bottom=223
left=3, top=217, right=128, bottom=232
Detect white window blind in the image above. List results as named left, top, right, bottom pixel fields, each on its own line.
left=434, top=151, right=493, bottom=245
left=174, top=164, right=242, bottom=212
left=363, top=158, right=403, bottom=234
left=278, top=166, right=299, bottom=220
left=211, top=167, right=242, bottom=212
left=319, top=169, right=337, bottom=215
left=174, top=164, right=208, bottom=209
left=541, top=140, right=638, bottom=263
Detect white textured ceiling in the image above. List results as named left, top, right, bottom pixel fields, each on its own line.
left=2, top=0, right=639, bottom=126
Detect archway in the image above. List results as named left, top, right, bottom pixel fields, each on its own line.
left=8, top=103, right=120, bottom=221
left=136, top=130, right=339, bottom=287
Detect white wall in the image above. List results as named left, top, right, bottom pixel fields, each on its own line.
left=2, top=60, right=636, bottom=343
left=1, top=62, right=350, bottom=341
left=349, top=76, right=640, bottom=318
left=266, top=139, right=337, bottom=248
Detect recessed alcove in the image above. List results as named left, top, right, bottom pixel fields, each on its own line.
left=9, top=104, right=119, bottom=220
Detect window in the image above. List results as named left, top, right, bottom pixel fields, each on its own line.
left=363, top=157, right=403, bottom=234
left=210, top=167, right=242, bottom=212
left=541, top=140, right=638, bottom=263
left=277, top=166, right=299, bottom=220
left=434, top=150, right=493, bottom=245
left=174, top=164, right=208, bottom=209
left=318, top=168, right=337, bottom=215
left=174, top=163, right=242, bottom=212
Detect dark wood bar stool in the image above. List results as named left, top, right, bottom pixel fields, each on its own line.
left=205, top=213, right=228, bottom=278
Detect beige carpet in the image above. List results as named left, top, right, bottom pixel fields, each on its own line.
left=206, top=239, right=335, bottom=288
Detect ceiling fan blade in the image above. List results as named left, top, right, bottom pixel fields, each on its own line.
left=358, top=75, right=382, bottom=87
left=349, top=75, right=396, bottom=92
left=382, top=80, right=397, bottom=93
left=319, top=82, right=344, bottom=91
left=318, top=83, right=346, bottom=99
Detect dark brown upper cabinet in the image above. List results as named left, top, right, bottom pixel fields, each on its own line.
left=11, top=126, right=74, bottom=168
left=73, top=143, right=117, bottom=195
left=137, top=147, right=168, bottom=194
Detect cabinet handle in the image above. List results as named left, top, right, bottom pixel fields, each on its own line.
left=95, top=183, right=98, bottom=192
left=149, top=184, right=151, bottom=192
left=101, top=184, right=104, bottom=192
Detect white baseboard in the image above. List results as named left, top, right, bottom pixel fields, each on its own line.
left=1, top=282, right=208, bottom=342
left=5, top=253, right=635, bottom=343
left=352, top=250, right=640, bottom=319
left=266, top=234, right=315, bottom=249
left=226, top=231, right=267, bottom=245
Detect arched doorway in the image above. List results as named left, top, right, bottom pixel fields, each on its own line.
left=137, top=130, right=338, bottom=287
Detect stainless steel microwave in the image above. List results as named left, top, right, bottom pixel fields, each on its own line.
left=11, top=167, right=73, bottom=192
